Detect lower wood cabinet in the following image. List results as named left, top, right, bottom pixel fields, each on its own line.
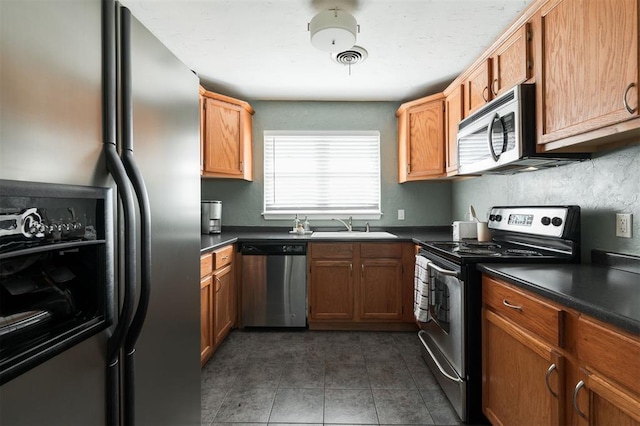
left=308, top=242, right=414, bottom=329
left=213, top=263, right=234, bottom=344
left=200, top=244, right=235, bottom=366
left=482, top=275, right=640, bottom=425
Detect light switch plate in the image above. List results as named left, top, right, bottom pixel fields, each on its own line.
left=398, top=209, right=405, bottom=220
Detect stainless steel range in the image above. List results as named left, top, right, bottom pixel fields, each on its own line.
left=414, top=206, right=581, bottom=423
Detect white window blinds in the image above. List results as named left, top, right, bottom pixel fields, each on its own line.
left=263, top=131, right=381, bottom=218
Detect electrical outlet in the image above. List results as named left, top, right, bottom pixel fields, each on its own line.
left=398, top=209, right=405, bottom=221
left=616, top=213, right=632, bottom=238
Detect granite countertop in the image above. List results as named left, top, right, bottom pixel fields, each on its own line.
left=201, top=226, right=453, bottom=253
left=478, top=263, right=640, bottom=335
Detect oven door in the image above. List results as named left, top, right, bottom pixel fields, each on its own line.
left=418, top=256, right=467, bottom=421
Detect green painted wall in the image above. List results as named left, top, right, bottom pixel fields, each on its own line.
left=201, top=101, right=452, bottom=228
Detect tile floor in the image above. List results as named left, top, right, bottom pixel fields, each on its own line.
left=201, top=329, right=465, bottom=425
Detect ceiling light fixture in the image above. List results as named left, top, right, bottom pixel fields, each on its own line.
left=308, top=7, right=359, bottom=53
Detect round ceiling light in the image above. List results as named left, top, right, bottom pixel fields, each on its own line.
left=309, top=8, right=357, bottom=53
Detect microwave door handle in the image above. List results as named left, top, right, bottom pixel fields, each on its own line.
left=487, top=113, right=500, bottom=161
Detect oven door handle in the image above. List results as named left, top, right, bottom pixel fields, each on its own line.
left=418, top=330, right=463, bottom=383
left=427, top=262, right=459, bottom=278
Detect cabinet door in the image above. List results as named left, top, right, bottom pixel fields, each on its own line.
left=406, top=99, right=445, bottom=179
left=309, top=260, right=354, bottom=321
left=445, top=85, right=464, bottom=175
left=465, top=59, right=491, bottom=114
left=202, top=97, right=243, bottom=176
left=200, top=275, right=213, bottom=365
left=491, top=23, right=531, bottom=97
left=539, top=0, right=639, bottom=145
left=359, top=259, right=403, bottom=320
left=572, top=369, right=640, bottom=426
left=213, top=264, right=234, bottom=345
left=482, top=308, right=564, bottom=425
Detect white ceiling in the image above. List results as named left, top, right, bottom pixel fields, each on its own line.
left=120, top=0, right=533, bottom=102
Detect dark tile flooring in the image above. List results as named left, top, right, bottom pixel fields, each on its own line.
left=201, top=329, right=463, bottom=425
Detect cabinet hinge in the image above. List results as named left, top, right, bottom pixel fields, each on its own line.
left=526, top=29, right=532, bottom=42
left=527, top=59, right=533, bottom=70
left=203, top=101, right=206, bottom=110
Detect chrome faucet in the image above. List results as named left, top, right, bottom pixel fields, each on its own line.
left=332, top=216, right=353, bottom=232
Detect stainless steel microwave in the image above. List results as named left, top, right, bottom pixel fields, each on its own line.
left=456, top=84, right=589, bottom=175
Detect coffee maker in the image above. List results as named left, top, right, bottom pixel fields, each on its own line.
left=201, top=200, right=222, bottom=234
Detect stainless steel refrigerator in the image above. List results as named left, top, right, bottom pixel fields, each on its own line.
left=0, top=0, right=201, bottom=424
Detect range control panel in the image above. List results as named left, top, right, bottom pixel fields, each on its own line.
left=487, top=206, right=580, bottom=238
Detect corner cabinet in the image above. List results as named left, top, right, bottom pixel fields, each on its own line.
left=200, top=87, right=254, bottom=180
left=308, top=242, right=415, bottom=329
left=200, top=244, right=236, bottom=366
left=397, top=93, right=446, bottom=182
left=537, top=0, right=639, bottom=152
left=482, top=275, right=640, bottom=425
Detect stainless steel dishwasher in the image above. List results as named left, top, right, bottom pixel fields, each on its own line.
left=240, top=242, right=307, bottom=327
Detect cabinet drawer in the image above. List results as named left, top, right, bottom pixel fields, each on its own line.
left=482, top=276, right=563, bottom=347
left=577, top=315, right=640, bottom=395
left=360, top=243, right=402, bottom=259
left=310, top=243, right=354, bottom=259
left=200, top=253, right=213, bottom=278
left=213, top=245, right=234, bottom=269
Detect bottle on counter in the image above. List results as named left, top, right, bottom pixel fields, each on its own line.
left=303, top=216, right=310, bottom=231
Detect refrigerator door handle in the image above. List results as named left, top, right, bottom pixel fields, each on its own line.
left=103, top=2, right=137, bottom=426
left=119, top=7, right=152, bottom=426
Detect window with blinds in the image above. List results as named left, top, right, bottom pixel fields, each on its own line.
left=263, top=131, right=381, bottom=219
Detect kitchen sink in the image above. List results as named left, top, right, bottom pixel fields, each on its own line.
left=310, top=231, right=397, bottom=238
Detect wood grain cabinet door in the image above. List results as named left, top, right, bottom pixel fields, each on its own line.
left=200, top=275, right=213, bottom=365
left=213, top=264, right=234, bottom=345
left=445, top=84, right=464, bottom=175
left=359, top=259, right=403, bottom=320
left=539, top=0, right=639, bottom=145
left=465, top=59, right=491, bottom=115
left=490, top=23, right=532, bottom=97
left=203, top=98, right=243, bottom=176
left=309, top=260, right=354, bottom=321
left=572, top=369, right=640, bottom=426
left=406, top=98, right=445, bottom=179
left=482, top=308, right=565, bottom=426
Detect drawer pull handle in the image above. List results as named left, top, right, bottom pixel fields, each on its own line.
left=502, top=299, right=522, bottom=311
left=545, top=363, right=558, bottom=398
left=221, top=255, right=228, bottom=260
left=573, top=380, right=587, bottom=419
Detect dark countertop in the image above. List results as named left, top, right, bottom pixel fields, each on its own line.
left=478, top=263, right=640, bottom=335
left=201, top=226, right=453, bottom=253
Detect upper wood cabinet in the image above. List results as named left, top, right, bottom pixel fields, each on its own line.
left=464, top=59, right=492, bottom=115
left=444, top=84, right=464, bottom=175
left=537, top=0, right=639, bottom=151
left=463, top=23, right=532, bottom=115
left=397, top=93, right=446, bottom=182
left=490, top=23, right=532, bottom=97
left=200, top=87, right=254, bottom=180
